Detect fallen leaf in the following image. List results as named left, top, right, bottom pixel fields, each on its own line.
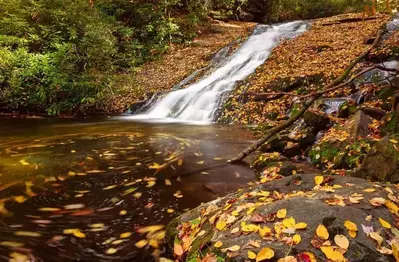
left=314, top=176, right=324, bottom=185
left=277, top=256, right=298, bottom=262
left=14, top=231, right=41, bottom=237
left=0, top=241, right=24, bottom=247
left=320, top=246, right=345, bottom=262
left=256, top=247, right=274, bottom=262
left=316, top=224, right=329, bottom=240
left=135, top=239, right=148, bottom=248
left=369, top=232, right=383, bottom=246
left=248, top=251, right=257, bottom=259
left=294, top=222, right=307, bottom=230
left=334, top=234, right=349, bottom=250
left=120, top=232, right=132, bottom=239
left=379, top=217, right=392, bottom=229
left=214, top=241, right=223, bottom=248
left=277, top=208, right=287, bottom=218
left=174, top=243, right=184, bottom=256
left=293, top=234, right=301, bottom=245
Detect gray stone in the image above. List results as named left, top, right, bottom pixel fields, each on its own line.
left=343, top=110, right=372, bottom=138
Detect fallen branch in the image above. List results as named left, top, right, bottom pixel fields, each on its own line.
left=229, top=29, right=384, bottom=163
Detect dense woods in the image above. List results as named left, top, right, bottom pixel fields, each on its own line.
left=0, top=0, right=395, bottom=115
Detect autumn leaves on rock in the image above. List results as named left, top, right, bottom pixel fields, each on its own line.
left=168, top=173, right=399, bottom=261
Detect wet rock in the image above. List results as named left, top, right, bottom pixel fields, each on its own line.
left=304, top=109, right=330, bottom=131
left=355, top=136, right=399, bottom=183
left=359, top=106, right=386, bottom=120
left=167, top=174, right=397, bottom=261
left=203, top=182, right=246, bottom=196
left=343, top=110, right=372, bottom=138
left=338, top=101, right=358, bottom=118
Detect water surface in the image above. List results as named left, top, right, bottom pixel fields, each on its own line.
left=0, top=117, right=256, bottom=261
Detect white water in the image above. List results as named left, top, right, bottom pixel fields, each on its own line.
left=133, top=21, right=308, bottom=123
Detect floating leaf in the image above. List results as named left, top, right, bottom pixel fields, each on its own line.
left=14, top=231, right=41, bottom=237
left=137, top=225, right=164, bottom=234
left=106, top=248, right=118, bottom=255
left=334, top=234, right=349, bottom=250
left=120, top=232, right=132, bottom=239
left=256, top=247, right=274, bottom=262
left=135, top=239, right=148, bottom=248
left=38, top=207, right=60, bottom=212
left=316, top=224, right=329, bottom=240
left=64, top=204, right=85, bottom=210
left=73, top=230, right=85, bottom=238
left=19, top=160, right=30, bottom=166
left=0, top=241, right=24, bottom=247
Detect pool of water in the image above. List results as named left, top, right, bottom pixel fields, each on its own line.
left=0, top=117, right=256, bottom=261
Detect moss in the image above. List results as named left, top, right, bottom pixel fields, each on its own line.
left=186, top=223, right=215, bottom=261
left=165, top=217, right=180, bottom=248
left=309, top=141, right=341, bottom=166
left=381, top=112, right=399, bottom=136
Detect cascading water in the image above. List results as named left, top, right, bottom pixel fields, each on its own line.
left=133, top=21, right=308, bottom=123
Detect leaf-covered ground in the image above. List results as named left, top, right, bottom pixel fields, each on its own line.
left=221, top=13, right=392, bottom=125
left=102, top=20, right=255, bottom=113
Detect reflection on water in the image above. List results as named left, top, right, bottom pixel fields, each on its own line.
left=0, top=118, right=256, bottom=261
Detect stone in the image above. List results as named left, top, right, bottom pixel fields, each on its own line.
left=359, top=106, right=386, bottom=120
left=304, top=109, right=330, bottom=131
left=355, top=136, right=399, bottom=183
left=167, top=174, right=397, bottom=261
left=343, top=110, right=372, bottom=138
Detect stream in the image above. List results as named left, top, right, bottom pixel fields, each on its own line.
left=0, top=118, right=256, bottom=261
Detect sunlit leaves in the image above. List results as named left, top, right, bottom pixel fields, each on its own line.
left=256, top=247, right=274, bottom=261
left=316, top=224, right=329, bottom=240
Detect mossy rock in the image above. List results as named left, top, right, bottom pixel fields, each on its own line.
left=381, top=111, right=399, bottom=136
left=355, top=135, right=399, bottom=182
left=338, top=101, right=358, bottom=118
left=251, top=152, right=287, bottom=171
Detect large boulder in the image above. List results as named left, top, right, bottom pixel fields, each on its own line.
left=343, top=110, right=373, bottom=138
left=167, top=174, right=399, bottom=262
left=355, top=136, right=399, bottom=183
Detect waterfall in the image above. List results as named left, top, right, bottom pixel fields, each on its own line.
left=133, top=21, right=308, bottom=123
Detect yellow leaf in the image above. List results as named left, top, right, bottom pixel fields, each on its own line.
left=214, top=241, right=223, bottom=248
left=120, top=232, right=132, bottom=239
left=106, top=248, right=118, bottom=255
left=146, top=181, right=156, bottom=188
left=216, top=220, right=227, bottom=231
left=314, top=176, right=324, bottom=185
left=320, top=246, right=346, bottom=262
left=385, top=200, right=399, bottom=213
left=294, top=222, right=307, bottom=230
left=177, top=159, right=183, bottom=166
left=0, top=241, right=24, bottom=247
left=293, top=234, right=301, bottom=245
left=316, top=224, right=329, bottom=240
left=19, top=159, right=30, bottom=166
left=14, top=231, right=41, bottom=237
left=259, top=226, right=272, bottom=237
left=283, top=217, right=296, bottom=228
left=363, top=188, right=376, bottom=193
left=277, top=208, right=287, bottom=218
left=135, top=239, right=148, bottom=248
left=247, top=207, right=256, bottom=215
left=248, top=251, right=257, bottom=259
left=38, top=207, right=61, bottom=212
left=137, top=225, right=164, bottom=234
left=256, top=247, right=274, bottom=262
left=369, top=232, right=383, bottom=246
left=344, top=220, right=357, bottom=232
left=390, top=139, right=398, bottom=144
left=73, top=230, right=86, bottom=238
left=149, top=239, right=159, bottom=248
left=334, top=234, right=349, bottom=250
left=348, top=230, right=357, bottom=238
left=226, top=245, right=240, bottom=252
left=13, top=196, right=26, bottom=203
left=119, top=210, right=127, bottom=215
left=379, top=217, right=392, bottom=229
